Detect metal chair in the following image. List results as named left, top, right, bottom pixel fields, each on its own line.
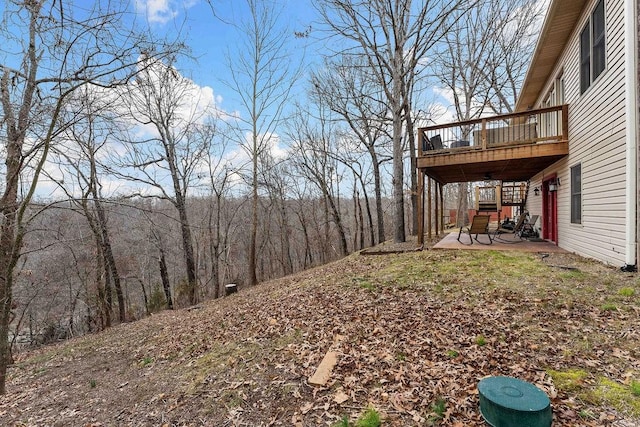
left=457, top=215, right=493, bottom=245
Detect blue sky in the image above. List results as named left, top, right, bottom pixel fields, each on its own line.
left=135, top=0, right=319, bottom=113
left=2, top=0, right=548, bottom=199
left=0, top=0, right=322, bottom=198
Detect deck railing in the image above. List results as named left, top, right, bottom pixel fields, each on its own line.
left=501, top=182, right=527, bottom=205
left=417, top=104, right=568, bottom=156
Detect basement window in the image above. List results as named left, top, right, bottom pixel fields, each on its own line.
left=571, top=164, right=582, bottom=224
left=580, top=0, right=606, bottom=94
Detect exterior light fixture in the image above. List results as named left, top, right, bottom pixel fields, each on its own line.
left=534, top=187, right=540, bottom=196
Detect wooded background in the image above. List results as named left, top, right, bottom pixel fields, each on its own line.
left=0, top=0, right=543, bottom=394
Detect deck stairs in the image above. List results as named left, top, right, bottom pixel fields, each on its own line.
left=475, top=181, right=530, bottom=217
left=500, top=181, right=529, bottom=216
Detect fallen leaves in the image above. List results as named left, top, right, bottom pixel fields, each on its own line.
left=333, top=389, right=349, bottom=404
left=1, top=250, right=639, bottom=426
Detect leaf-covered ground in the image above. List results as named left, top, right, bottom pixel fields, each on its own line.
left=1, top=248, right=639, bottom=426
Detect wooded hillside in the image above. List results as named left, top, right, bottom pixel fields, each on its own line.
left=14, top=195, right=391, bottom=345
left=1, top=249, right=639, bottom=426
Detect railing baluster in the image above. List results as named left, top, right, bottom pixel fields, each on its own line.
left=481, top=119, right=487, bottom=150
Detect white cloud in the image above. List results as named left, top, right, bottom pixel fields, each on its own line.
left=261, top=132, right=288, bottom=160
left=429, top=85, right=492, bottom=125
left=134, top=0, right=199, bottom=25
left=423, top=86, right=457, bottom=126
left=227, top=131, right=288, bottom=167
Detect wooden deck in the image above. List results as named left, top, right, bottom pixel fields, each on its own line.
left=416, top=105, right=570, bottom=246
left=432, top=231, right=567, bottom=253
left=417, top=105, right=569, bottom=184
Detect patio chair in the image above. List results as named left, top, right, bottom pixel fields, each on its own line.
left=457, top=215, right=493, bottom=245
left=520, top=214, right=540, bottom=239
left=494, top=213, right=527, bottom=240
left=430, top=134, right=443, bottom=150
left=423, top=134, right=443, bottom=151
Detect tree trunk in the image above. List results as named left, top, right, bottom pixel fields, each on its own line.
left=325, top=189, right=349, bottom=256
left=0, top=23, right=43, bottom=387
left=296, top=210, right=313, bottom=268
left=165, top=139, right=198, bottom=304
left=356, top=191, right=365, bottom=250
left=249, top=147, right=259, bottom=287
left=392, top=106, right=406, bottom=243
left=352, top=186, right=359, bottom=251
left=180, top=211, right=198, bottom=304
left=0, top=217, right=16, bottom=395
left=139, top=278, right=150, bottom=316
left=322, top=195, right=330, bottom=263
left=158, top=249, right=173, bottom=309
left=392, top=47, right=406, bottom=243
left=94, top=235, right=112, bottom=329
left=352, top=173, right=376, bottom=248
left=84, top=201, right=112, bottom=328
left=279, top=201, right=293, bottom=275
left=208, top=198, right=221, bottom=299
left=173, top=190, right=197, bottom=304
left=456, top=183, right=469, bottom=227
left=371, top=153, right=386, bottom=244
left=93, top=195, right=125, bottom=323
left=405, top=107, right=418, bottom=236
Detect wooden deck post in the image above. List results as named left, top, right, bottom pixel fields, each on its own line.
left=433, top=181, right=442, bottom=236
left=496, top=184, right=502, bottom=225
left=481, top=118, right=488, bottom=150
left=427, top=177, right=432, bottom=239
left=440, top=182, right=445, bottom=235
left=417, top=169, right=424, bottom=245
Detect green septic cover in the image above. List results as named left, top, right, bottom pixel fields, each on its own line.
left=478, top=376, right=552, bottom=427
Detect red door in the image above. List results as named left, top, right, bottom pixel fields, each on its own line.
left=542, top=177, right=558, bottom=244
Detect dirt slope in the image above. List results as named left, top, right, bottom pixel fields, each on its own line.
left=1, top=249, right=639, bottom=426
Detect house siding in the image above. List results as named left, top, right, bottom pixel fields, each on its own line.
left=530, top=0, right=629, bottom=265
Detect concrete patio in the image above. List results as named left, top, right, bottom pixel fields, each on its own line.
left=432, top=230, right=567, bottom=253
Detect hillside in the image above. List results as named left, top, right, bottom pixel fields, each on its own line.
left=1, top=248, right=639, bottom=426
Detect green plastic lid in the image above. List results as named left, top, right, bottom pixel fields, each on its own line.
left=478, top=376, right=552, bottom=427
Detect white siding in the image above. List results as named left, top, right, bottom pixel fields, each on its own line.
left=529, top=0, right=629, bottom=266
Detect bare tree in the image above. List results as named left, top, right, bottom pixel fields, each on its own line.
left=114, top=57, right=212, bottom=306
left=431, top=0, right=542, bottom=225
left=260, top=153, right=296, bottom=276
left=0, top=0, right=175, bottom=394
left=223, top=0, right=302, bottom=286
left=333, top=140, right=378, bottom=249
left=288, top=106, right=349, bottom=257
left=481, top=0, right=543, bottom=114
left=316, top=0, right=468, bottom=243
left=50, top=86, right=128, bottom=325
left=311, top=56, right=392, bottom=245
left=199, top=126, right=239, bottom=299
left=433, top=0, right=540, bottom=119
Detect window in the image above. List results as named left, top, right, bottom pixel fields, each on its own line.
left=592, top=0, right=606, bottom=78
left=580, top=0, right=606, bottom=93
left=571, top=164, right=582, bottom=224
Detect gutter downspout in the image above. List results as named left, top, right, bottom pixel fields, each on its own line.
left=624, top=0, right=638, bottom=270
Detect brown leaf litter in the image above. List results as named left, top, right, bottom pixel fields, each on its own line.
left=0, top=249, right=639, bottom=426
